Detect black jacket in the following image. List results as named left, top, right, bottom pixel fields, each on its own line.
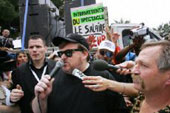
left=48, top=64, right=127, bottom=113
left=11, top=59, right=56, bottom=113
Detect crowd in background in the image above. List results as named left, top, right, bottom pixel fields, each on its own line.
left=0, top=27, right=170, bottom=113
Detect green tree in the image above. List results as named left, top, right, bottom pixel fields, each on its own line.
left=155, top=22, right=170, bottom=38
left=0, top=0, right=64, bottom=37
left=51, top=0, right=64, bottom=9
left=0, top=0, right=18, bottom=29
left=113, top=18, right=130, bottom=24
left=52, top=0, right=64, bottom=17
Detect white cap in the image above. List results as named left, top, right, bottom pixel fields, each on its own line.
left=98, top=40, right=115, bottom=52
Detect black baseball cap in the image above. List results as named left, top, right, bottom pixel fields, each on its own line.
left=52, top=33, right=89, bottom=51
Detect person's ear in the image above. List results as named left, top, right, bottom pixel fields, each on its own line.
left=82, top=50, right=88, bottom=60
left=165, top=72, right=170, bottom=86
left=45, top=46, right=47, bottom=52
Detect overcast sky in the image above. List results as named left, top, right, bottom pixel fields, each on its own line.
left=96, top=0, right=170, bottom=28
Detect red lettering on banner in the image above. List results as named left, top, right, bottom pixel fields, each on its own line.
left=97, top=35, right=106, bottom=46
left=86, top=35, right=106, bottom=49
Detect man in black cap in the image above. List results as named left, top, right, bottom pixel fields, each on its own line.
left=32, top=33, right=127, bottom=113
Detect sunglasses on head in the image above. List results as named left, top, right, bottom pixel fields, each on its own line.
left=99, top=50, right=113, bottom=57
left=57, top=49, right=83, bottom=57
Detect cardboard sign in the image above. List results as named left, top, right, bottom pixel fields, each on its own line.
left=71, top=3, right=107, bottom=48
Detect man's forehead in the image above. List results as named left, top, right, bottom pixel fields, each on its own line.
left=3, top=30, right=9, bottom=33
left=28, top=39, right=45, bottom=46
left=140, top=46, right=161, bottom=55
left=136, top=46, right=161, bottom=62
left=29, top=38, right=43, bottom=43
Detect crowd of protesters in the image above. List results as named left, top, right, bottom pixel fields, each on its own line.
left=0, top=26, right=170, bottom=113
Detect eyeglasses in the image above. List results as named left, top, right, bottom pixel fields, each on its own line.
left=99, top=50, right=113, bottom=57
left=57, top=49, right=83, bottom=57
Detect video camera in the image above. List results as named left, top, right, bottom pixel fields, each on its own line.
left=0, top=37, right=14, bottom=48
left=122, top=23, right=161, bottom=47
left=126, top=23, right=161, bottom=40
left=131, top=24, right=149, bottom=38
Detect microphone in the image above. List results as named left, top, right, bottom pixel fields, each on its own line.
left=93, top=59, right=120, bottom=71
left=72, top=68, right=87, bottom=80
left=49, top=60, right=64, bottom=77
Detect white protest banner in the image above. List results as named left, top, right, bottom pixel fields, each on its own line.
left=71, top=3, right=107, bottom=48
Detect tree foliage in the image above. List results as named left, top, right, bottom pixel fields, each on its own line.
left=0, top=0, right=64, bottom=28
left=51, top=0, right=64, bottom=17
left=0, top=0, right=64, bottom=37
left=0, top=0, right=18, bottom=29
left=154, top=22, right=170, bottom=38
left=113, top=18, right=130, bottom=24
left=51, top=0, right=64, bottom=9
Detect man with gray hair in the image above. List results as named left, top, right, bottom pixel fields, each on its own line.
left=1, top=29, right=10, bottom=38
left=0, top=29, right=13, bottom=48
left=83, top=40, right=170, bottom=113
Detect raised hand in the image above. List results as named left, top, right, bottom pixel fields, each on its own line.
left=10, top=84, right=24, bottom=102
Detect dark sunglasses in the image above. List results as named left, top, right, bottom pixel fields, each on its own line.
left=57, top=49, right=83, bottom=57
left=99, top=50, right=113, bottom=57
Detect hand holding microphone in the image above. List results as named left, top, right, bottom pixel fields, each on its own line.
left=72, top=68, right=110, bottom=92
left=34, top=60, right=63, bottom=113
left=35, top=60, right=64, bottom=99
left=116, top=61, right=135, bottom=75
left=34, top=75, right=54, bottom=100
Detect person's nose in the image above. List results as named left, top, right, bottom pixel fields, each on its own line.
left=131, top=64, right=140, bottom=75
left=21, top=57, right=25, bottom=60
left=103, top=54, right=107, bottom=57
left=61, top=53, right=67, bottom=60
left=32, top=47, right=37, bottom=51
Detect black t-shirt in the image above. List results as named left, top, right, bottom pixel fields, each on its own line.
left=47, top=64, right=127, bottom=113
left=11, top=59, right=56, bottom=113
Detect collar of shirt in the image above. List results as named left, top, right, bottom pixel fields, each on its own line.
left=29, top=58, right=48, bottom=81
left=29, top=58, right=48, bottom=70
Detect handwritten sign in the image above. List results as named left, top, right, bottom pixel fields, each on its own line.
left=71, top=3, right=107, bottom=48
